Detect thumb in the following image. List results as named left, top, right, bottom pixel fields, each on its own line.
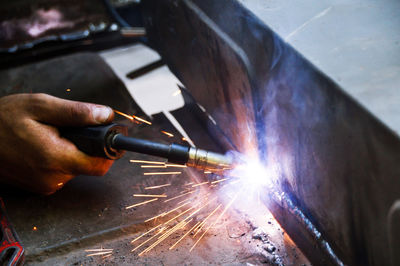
left=29, top=94, right=114, bottom=126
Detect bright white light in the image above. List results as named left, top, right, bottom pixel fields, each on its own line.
left=228, top=158, right=271, bottom=187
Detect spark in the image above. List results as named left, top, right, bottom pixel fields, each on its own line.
left=131, top=228, right=165, bottom=252
left=126, top=198, right=158, bottom=209
left=161, top=131, right=174, bottom=137
left=164, top=191, right=194, bottom=202
left=190, top=193, right=239, bottom=252
left=182, top=137, right=187, bottom=142
left=133, top=194, right=167, bottom=198
left=86, top=251, right=113, bottom=257
left=192, top=181, right=209, bottom=188
left=33, top=226, right=37, bottom=231
left=193, top=204, right=222, bottom=237
left=144, top=201, right=192, bottom=222
left=143, top=171, right=181, bottom=176
left=172, top=89, right=181, bottom=96
left=102, top=254, right=112, bottom=259
left=165, top=164, right=187, bottom=168
left=114, top=110, right=152, bottom=125
left=141, top=165, right=167, bottom=168
left=169, top=221, right=201, bottom=250
left=134, top=115, right=152, bottom=125
left=211, top=178, right=228, bottom=184
left=57, top=182, right=63, bottom=186
left=183, top=182, right=194, bottom=186
left=131, top=224, right=164, bottom=244
left=144, top=184, right=171, bottom=190
left=204, top=171, right=212, bottom=174
left=130, top=159, right=165, bottom=164
left=176, top=197, right=192, bottom=205
left=66, top=88, right=71, bottom=92
left=85, top=248, right=113, bottom=252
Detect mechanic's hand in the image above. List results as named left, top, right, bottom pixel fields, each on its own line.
left=0, top=93, right=115, bottom=195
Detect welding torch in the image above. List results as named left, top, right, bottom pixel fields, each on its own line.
left=62, top=123, right=233, bottom=172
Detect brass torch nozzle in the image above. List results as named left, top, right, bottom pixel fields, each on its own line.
left=186, top=147, right=233, bottom=172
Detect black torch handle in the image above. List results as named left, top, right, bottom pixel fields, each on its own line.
left=61, top=123, right=128, bottom=160
left=61, top=124, right=190, bottom=164
left=111, top=135, right=190, bottom=165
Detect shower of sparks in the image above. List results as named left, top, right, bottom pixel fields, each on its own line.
left=169, top=221, right=201, bottom=250
left=141, top=165, right=167, bottom=168
left=131, top=224, right=164, bottom=244
left=143, top=171, right=181, bottom=176
left=126, top=198, right=158, bottom=209
left=161, top=130, right=174, bottom=137
left=144, top=201, right=192, bottom=222
left=163, top=191, right=194, bottom=202
left=133, top=194, right=167, bottom=198
left=192, top=181, right=209, bottom=188
left=190, top=193, right=239, bottom=252
left=130, top=160, right=165, bottom=164
left=193, top=204, right=222, bottom=237
left=144, top=184, right=171, bottom=190
left=138, top=197, right=216, bottom=256
left=132, top=228, right=165, bottom=252
left=114, top=110, right=152, bottom=125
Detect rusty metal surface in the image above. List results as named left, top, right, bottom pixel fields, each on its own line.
left=0, top=53, right=308, bottom=264
left=142, top=0, right=400, bottom=265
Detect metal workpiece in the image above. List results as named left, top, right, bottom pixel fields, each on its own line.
left=186, top=147, right=233, bottom=171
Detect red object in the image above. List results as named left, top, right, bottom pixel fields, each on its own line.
left=0, top=198, right=24, bottom=266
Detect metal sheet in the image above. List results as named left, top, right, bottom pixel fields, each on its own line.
left=142, top=0, right=400, bottom=265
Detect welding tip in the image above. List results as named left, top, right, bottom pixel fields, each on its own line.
left=186, top=147, right=233, bottom=172
left=62, top=124, right=233, bottom=173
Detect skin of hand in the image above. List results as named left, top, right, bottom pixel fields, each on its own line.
left=0, top=93, right=115, bottom=195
